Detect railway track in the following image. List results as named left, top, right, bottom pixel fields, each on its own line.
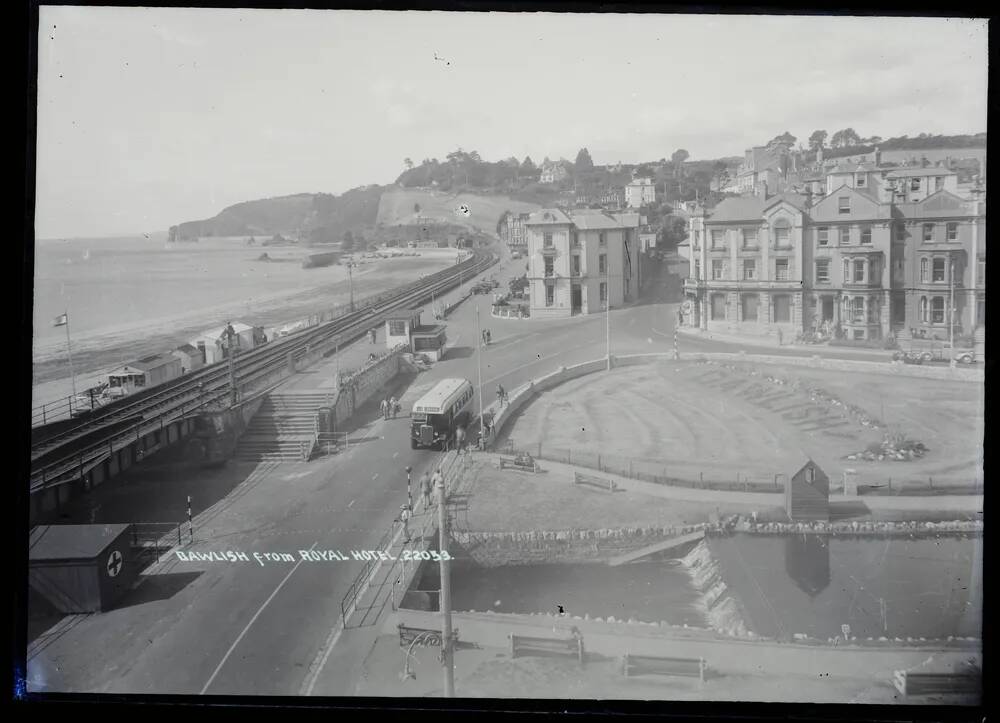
left=29, top=250, right=497, bottom=492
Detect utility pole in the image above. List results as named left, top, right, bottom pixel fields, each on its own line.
left=949, top=257, right=956, bottom=350
left=437, top=475, right=455, bottom=697
left=475, top=304, right=485, bottom=448
left=605, top=257, right=612, bottom=371
left=347, top=263, right=355, bottom=312
left=226, top=322, right=238, bottom=407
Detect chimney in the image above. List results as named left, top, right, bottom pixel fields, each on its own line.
left=874, top=146, right=881, bottom=166
left=757, top=180, right=769, bottom=201
left=804, top=187, right=813, bottom=209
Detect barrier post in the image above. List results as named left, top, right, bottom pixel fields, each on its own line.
left=187, top=495, right=193, bottom=542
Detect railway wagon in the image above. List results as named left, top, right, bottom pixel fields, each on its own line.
left=410, top=378, right=474, bottom=450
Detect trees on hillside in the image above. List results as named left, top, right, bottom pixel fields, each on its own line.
left=342, top=230, right=354, bottom=252
left=808, top=130, right=828, bottom=151
left=671, top=149, right=690, bottom=177
left=575, top=147, right=594, bottom=171
left=830, top=128, right=862, bottom=148
left=767, top=131, right=797, bottom=149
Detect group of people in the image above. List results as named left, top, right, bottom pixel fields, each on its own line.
left=398, top=467, right=445, bottom=543
left=481, top=329, right=493, bottom=347
left=380, top=396, right=401, bottom=420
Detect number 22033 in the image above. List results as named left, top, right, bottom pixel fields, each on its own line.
left=402, top=550, right=452, bottom=561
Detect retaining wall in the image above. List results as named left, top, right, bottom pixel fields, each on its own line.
left=331, top=345, right=407, bottom=427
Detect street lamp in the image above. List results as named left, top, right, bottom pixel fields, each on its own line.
left=346, top=262, right=356, bottom=312
left=400, top=630, right=443, bottom=681
left=405, top=465, right=413, bottom=511
left=437, top=475, right=455, bottom=697
left=475, top=304, right=485, bottom=449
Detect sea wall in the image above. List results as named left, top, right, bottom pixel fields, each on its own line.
left=193, top=393, right=268, bottom=462
left=327, top=345, right=406, bottom=427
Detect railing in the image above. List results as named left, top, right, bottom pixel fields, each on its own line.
left=131, top=521, right=185, bottom=562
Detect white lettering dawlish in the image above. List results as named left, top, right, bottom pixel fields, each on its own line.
left=174, top=551, right=250, bottom=563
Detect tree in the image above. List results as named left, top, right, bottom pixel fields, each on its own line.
left=414, top=203, right=421, bottom=214
left=671, top=149, right=690, bottom=177
left=808, top=130, right=828, bottom=151
left=342, top=230, right=354, bottom=252
left=575, top=147, right=594, bottom=172
left=404, top=157, right=414, bottom=170
left=521, top=156, right=536, bottom=172
left=768, top=131, right=797, bottom=149
left=831, top=128, right=861, bottom=148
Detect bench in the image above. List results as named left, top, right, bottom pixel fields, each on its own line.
left=397, top=624, right=459, bottom=648
left=574, top=471, right=618, bottom=492
left=623, top=653, right=707, bottom=682
left=499, top=455, right=538, bottom=473
left=509, top=633, right=584, bottom=663
left=893, top=670, right=980, bottom=697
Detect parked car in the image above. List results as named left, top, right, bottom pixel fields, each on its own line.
left=953, top=349, right=977, bottom=364
left=472, top=281, right=493, bottom=295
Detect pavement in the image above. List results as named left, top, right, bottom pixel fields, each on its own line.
left=26, top=241, right=983, bottom=699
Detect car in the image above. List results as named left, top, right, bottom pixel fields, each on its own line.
left=472, top=281, right=493, bottom=295
left=954, top=350, right=977, bottom=364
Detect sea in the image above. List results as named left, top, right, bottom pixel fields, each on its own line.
left=31, top=234, right=345, bottom=364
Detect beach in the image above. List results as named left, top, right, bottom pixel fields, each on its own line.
left=31, top=235, right=458, bottom=408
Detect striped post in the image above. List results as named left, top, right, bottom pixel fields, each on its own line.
left=187, top=495, right=193, bottom=542
left=674, top=327, right=679, bottom=360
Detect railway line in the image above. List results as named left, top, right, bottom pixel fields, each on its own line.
left=29, top=250, right=497, bottom=493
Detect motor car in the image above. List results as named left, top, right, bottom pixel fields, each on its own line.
left=472, top=281, right=493, bottom=294
left=953, top=349, right=977, bottom=364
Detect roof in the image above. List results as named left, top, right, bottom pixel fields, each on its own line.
left=570, top=212, right=625, bottom=230
left=116, top=353, right=178, bottom=372
left=30, top=524, right=131, bottom=561
left=894, top=190, right=976, bottom=219
left=764, top=193, right=808, bottom=212
left=412, top=378, right=473, bottom=414
left=525, top=209, right=572, bottom=226
left=174, top=344, right=200, bottom=355
left=385, top=306, right=422, bottom=321
left=886, top=167, right=958, bottom=178
left=196, top=322, right=254, bottom=341
left=706, top=196, right=767, bottom=223
left=411, top=324, right=447, bottom=336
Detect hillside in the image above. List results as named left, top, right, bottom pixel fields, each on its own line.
left=376, top=189, right=541, bottom=232
left=170, top=186, right=384, bottom=244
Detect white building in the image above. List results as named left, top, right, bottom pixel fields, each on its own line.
left=190, top=322, right=256, bottom=365
left=524, top=209, right=638, bottom=319
left=539, top=162, right=570, bottom=184
left=625, top=177, right=657, bottom=208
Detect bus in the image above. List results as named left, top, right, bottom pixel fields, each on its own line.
left=410, top=378, right=475, bottom=450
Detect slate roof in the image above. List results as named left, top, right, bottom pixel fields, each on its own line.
left=525, top=209, right=573, bottom=225
left=569, top=212, right=625, bottom=230
left=886, top=167, right=958, bottom=178
left=30, top=524, right=131, bottom=561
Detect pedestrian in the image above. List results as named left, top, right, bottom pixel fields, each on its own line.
left=389, top=396, right=398, bottom=419
left=486, top=330, right=492, bottom=345
left=431, top=467, right=444, bottom=493
left=380, top=397, right=389, bottom=420
left=420, top=470, right=432, bottom=508
left=399, top=504, right=412, bottom=543
left=482, top=329, right=488, bottom=347
left=497, top=383, right=506, bottom=407
left=455, top=426, right=466, bottom=453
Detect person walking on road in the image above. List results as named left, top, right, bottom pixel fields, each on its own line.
left=496, top=383, right=506, bottom=407
left=420, top=470, right=432, bottom=508
left=431, top=468, right=444, bottom=493
left=379, top=398, right=388, bottom=419
left=455, top=426, right=466, bottom=454
left=486, top=329, right=492, bottom=345
left=399, top=504, right=412, bottom=543
left=389, top=396, right=398, bottom=419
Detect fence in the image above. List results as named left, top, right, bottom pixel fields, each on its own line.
left=130, top=521, right=185, bottom=563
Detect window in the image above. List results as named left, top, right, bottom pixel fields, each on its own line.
left=694, top=260, right=701, bottom=279
left=693, top=230, right=701, bottom=249
left=599, top=254, right=607, bottom=274
left=935, top=176, right=945, bottom=192
left=775, top=258, right=789, bottom=281
left=853, top=329, right=865, bottom=340
left=543, top=232, right=553, bottom=247
left=839, top=226, right=850, bottom=245
left=868, top=297, right=880, bottom=323
left=545, top=285, right=554, bottom=307
left=931, top=297, right=945, bottom=323
left=710, top=230, right=724, bottom=249
left=742, top=228, right=757, bottom=248
left=920, top=296, right=928, bottom=322
left=806, top=467, right=815, bottom=484
left=742, top=294, right=759, bottom=321
left=712, top=259, right=724, bottom=280
left=947, top=222, right=958, bottom=241
left=711, top=294, right=726, bottom=320
left=978, top=260, right=985, bottom=286
left=599, top=282, right=607, bottom=303
left=838, top=196, right=850, bottom=214
left=571, top=255, right=581, bottom=275
left=861, top=226, right=872, bottom=245
left=743, top=259, right=756, bottom=280
left=892, top=292, right=906, bottom=323
left=389, top=320, right=406, bottom=336
left=774, top=225, right=790, bottom=247
left=134, top=375, right=146, bottom=388
left=911, top=178, right=921, bottom=192
left=815, top=259, right=830, bottom=284
left=920, top=257, right=929, bottom=282
left=843, top=259, right=850, bottom=282
left=896, top=224, right=906, bottom=241
left=773, top=295, right=791, bottom=322
left=851, top=297, right=864, bottom=323
left=544, top=258, right=554, bottom=277
left=923, top=224, right=934, bottom=242
left=933, top=257, right=946, bottom=282
left=599, top=232, right=607, bottom=246
left=571, top=232, right=579, bottom=247
left=854, top=259, right=865, bottom=283
left=817, top=227, right=829, bottom=246
left=856, top=174, right=866, bottom=187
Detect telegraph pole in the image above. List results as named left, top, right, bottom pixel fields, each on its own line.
left=605, top=261, right=612, bottom=371
left=949, top=258, right=955, bottom=350
left=437, top=475, right=455, bottom=697
left=226, top=322, right=238, bottom=407
left=475, top=303, right=485, bottom=448
left=347, top=263, right=355, bottom=312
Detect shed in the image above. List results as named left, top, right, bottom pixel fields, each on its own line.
left=29, top=524, right=138, bottom=613
left=411, top=324, right=448, bottom=361
left=107, top=353, right=183, bottom=395
left=171, top=343, right=205, bottom=373
left=784, top=460, right=830, bottom=522
left=385, top=307, right=423, bottom=350
left=191, top=322, right=256, bottom=365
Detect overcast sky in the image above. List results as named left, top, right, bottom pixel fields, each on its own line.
left=35, top=8, right=988, bottom=239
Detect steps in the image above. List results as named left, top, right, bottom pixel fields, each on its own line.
left=233, top=391, right=335, bottom=462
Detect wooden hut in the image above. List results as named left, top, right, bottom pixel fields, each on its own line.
left=785, top=459, right=830, bottom=522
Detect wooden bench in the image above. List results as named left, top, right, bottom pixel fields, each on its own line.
left=509, top=633, right=584, bottom=663
left=893, top=670, right=980, bottom=697
left=623, top=653, right=707, bottom=682
left=574, top=471, right=618, bottom=492
left=397, top=624, right=459, bottom=648
left=499, top=455, right=538, bottom=473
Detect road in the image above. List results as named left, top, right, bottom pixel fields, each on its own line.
left=28, top=245, right=914, bottom=695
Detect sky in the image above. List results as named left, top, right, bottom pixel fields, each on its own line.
left=35, top=9, right=988, bottom=239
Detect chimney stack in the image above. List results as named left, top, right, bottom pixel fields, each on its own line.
left=758, top=180, right=769, bottom=201
left=804, top=187, right=813, bottom=209
left=874, top=146, right=881, bottom=166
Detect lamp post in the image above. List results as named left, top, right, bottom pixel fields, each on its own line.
left=949, top=257, right=955, bottom=351
left=225, top=321, right=238, bottom=407
left=475, top=304, right=485, bottom=449
left=405, top=465, right=412, bottom=511
left=437, top=475, right=455, bottom=697
left=347, top=262, right=355, bottom=312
